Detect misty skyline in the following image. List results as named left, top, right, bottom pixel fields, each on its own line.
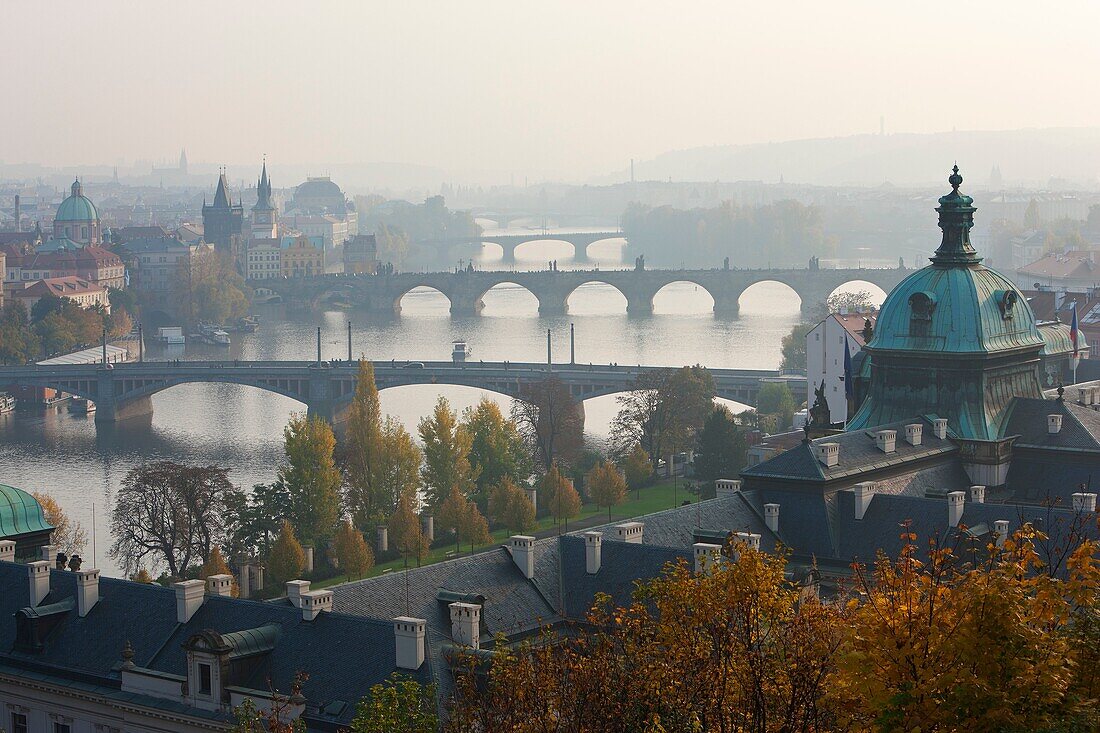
left=5, top=1, right=1100, bottom=183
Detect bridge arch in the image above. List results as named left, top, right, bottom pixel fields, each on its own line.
left=737, top=279, right=802, bottom=315
left=476, top=281, right=541, bottom=316
left=394, top=284, right=452, bottom=315
left=563, top=279, right=631, bottom=315
left=826, top=279, right=888, bottom=308
left=651, top=279, right=718, bottom=315
left=511, top=238, right=579, bottom=263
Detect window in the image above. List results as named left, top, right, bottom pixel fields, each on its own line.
left=54, top=723, right=71, bottom=733
left=12, top=713, right=28, bottom=733
left=199, top=662, right=212, bottom=695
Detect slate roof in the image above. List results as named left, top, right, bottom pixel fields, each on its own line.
left=742, top=417, right=957, bottom=484
left=1003, top=397, right=1100, bottom=452
left=559, top=536, right=688, bottom=619
left=0, top=562, right=422, bottom=731
left=1005, top=454, right=1100, bottom=505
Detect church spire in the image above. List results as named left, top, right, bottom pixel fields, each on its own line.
left=212, top=168, right=232, bottom=209
left=254, top=157, right=273, bottom=211
left=930, top=164, right=981, bottom=266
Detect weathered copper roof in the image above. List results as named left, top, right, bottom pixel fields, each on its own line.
left=0, top=484, right=53, bottom=540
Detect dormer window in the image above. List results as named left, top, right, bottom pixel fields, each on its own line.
left=199, top=662, right=212, bottom=695
left=908, top=291, right=936, bottom=337
left=994, top=289, right=1017, bottom=320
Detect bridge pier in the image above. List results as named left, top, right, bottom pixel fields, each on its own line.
left=712, top=292, right=741, bottom=318
left=94, top=394, right=153, bottom=424
left=625, top=295, right=654, bottom=316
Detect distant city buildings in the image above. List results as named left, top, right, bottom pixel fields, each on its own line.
left=343, top=233, right=379, bottom=274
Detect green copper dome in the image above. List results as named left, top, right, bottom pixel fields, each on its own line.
left=55, top=179, right=99, bottom=223
left=0, top=484, right=53, bottom=540
left=848, top=166, right=1044, bottom=441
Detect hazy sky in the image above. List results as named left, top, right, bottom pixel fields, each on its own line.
left=6, top=1, right=1100, bottom=181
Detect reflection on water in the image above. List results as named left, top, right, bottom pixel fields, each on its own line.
left=0, top=238, right=882, bottom=574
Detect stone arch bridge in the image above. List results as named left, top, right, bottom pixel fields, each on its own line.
left=417, top=231, right=625, bottom=263
left=0, top=361, right=804, bottom=425
left=263, top=266, right=910, bottom=317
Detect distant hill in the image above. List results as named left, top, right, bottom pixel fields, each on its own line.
left=605, top=128, right=1100, bottom=189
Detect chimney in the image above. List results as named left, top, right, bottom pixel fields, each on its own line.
left=947, top=491, right=965, bottom=528
left=509, top=535, right=535, bottom=579
left=300, top=590, right=333, bottom=621
left=993, top=520, right=1010, bottom=548
left=393, top=617, right=427, bottom=670
left=874, top=430, right=896, bottom=454
left=1072, top=493, right=1098, bottom=512
left=814, top=442, right=840, bottom=467
left=584, top=532, right=603, bottom=574
left=206, top=574, right=233, bottom=597
left=763, top=503, right=780, bottom=533
left=733, top=532, right=761, bottom=551
left=28, top=561, right=50, bottom=606
left=286, top=579, right=310, bottom=608
left=525, top=486, right=538, bottom=513
left=0, top=540, right=15, bottom=563
left=449, top=601, right=480, bottom=649
left=853, top=481, right=875, bottom=520
left=75, top=568, right=100, bottom=617
left=174, top=579, right=205, bottom=623
left=933, top=418, right=949, bottom=440
left=238, top=562, right=252, bottom=598
left=693, top=542, right=723, bottom=573
left=1081, top=387, right=1094, bottom=406
left=1048, top=414, right=1063, bottom=434
left=715, top=479, right=741, bottom=498
left=614, top=521, right=644, bottom=544
left=304, top=546, right=314, bottom=573
left=970, top=485, right=985, bottom=504
left=40, top=544, right=56, bottom=563
left=904, top=423, right=923, bottom=446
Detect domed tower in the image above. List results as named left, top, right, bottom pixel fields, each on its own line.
left=54, top=178, right=101, bottom=244
left=848, top=166, right=1044, bottom=446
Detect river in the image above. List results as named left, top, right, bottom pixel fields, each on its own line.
left=0, top=232, right=885, bottom=574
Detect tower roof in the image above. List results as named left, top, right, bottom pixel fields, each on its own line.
left=254, top=159, right=274, bottom=212
left=211, top=171, right=233, bottom=209
left=55, top=178, right=98, bottom=223
left=0, top=484, right=53, bottom=540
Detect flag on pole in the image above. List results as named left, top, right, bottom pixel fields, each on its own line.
left=1070, top=301, right=1080, bottom=358
left=843, top=337, right=854, bottom=400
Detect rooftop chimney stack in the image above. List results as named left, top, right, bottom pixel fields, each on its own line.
left=393, top=617, right=427, bottom=670
left=174, top=579, right=205, bottom=623
left=853, top=481, right=876, bottom=520
left=509, top=535, right=535, bottom=579
left=814, top=442, right=840, bottom=467
left=286, top=580, right=310, bottom=608
left=994, top=520, right=1010, bottom=548
left=733, top=532, right=761, bottom=551
left=76, top=568, right=100, bottom=617
left=933, top=418, right=949, bottom=440
left=300, top=590, right=333, bottom=621
left=0, top=540, right=15, bottom=563
left=875, top=430, right=897, bottom=454
left=28, top=561, right=50, bottom=607
left=715, top=479, right=742, bottom=498
left=693, top=542, right=723, bottom=573
left=449, top=602, right=481, bottom=649
left=1072, top=493, right=1098, bottom=512
left=764, top=503, right=780, bottom=533
left=206, top=574, right=233, bottom=597
left=1048, top=414, right=1063, bottom=434
left=947, top=491, right=966, bottom=528
left=614, top=521, right=644, bottom=544
left=584, top=532, right=603, bottom=574
left=904, top=423, right=923, bottom=446
left=970, top=485, right=985, bottom=504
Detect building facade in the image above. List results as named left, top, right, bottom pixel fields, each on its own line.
left=281, top=234, right=323, bottom=278
left=806, top=311, right=876, bottom=425
left=10, top=276, right=110, bottom=313
left=250, top=162, right=278, bottom=241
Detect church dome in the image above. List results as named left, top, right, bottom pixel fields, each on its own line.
left=0, top=483, right=52, bottom=540
left=295, top=177, right=342, bottom=199
left=55, top=179, right=99, bottom=222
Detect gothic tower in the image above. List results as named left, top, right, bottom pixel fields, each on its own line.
left=201, top=169, right=244, bottom=253
left=250, top=159, right=278, bottom=240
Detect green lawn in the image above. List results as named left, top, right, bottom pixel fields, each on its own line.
left=313, top=478, right=699, bottom=588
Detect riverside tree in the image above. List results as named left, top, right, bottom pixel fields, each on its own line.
left=388, top=492, right=428, bottom=562
left=621, top=443, right=651, bottom=495
left=585, top=461, right=627, bottom=522
left=333, top=520, right=374, bottom=580
left=199, top=546, right=239, bottom=597
left=344, top=360, right=386, bottom=525
left=109, top=461, right=235, bottom=577
left=488, top=478, right=536, bottom=533
left=512, top=376, right=584, bottom=473
left=462, top=398, right=531, bottom=506
left=419, top=397, right=478, bottom=510
left=540, top=465, right=581, bottom=528
left=693, top=406, right=748, bottom=484
left=437, top=486, right=491, bottom=554
left=266, top=520, right=306, bottom=585
left=611, top=366, right=715, bottom=469
left=280, top=414, right=341, bottom=547
left=32, top=491, right=88, bottom=556
left=376, top=417, right=422, bottom=514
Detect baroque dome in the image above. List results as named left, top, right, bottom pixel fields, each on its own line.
left=55, top=178, right=99, bottom=223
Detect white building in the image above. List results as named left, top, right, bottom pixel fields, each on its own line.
left=806, top=310, right=876, bottom=425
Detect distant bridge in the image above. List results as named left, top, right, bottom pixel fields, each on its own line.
left=0, top=360, right=804, bottom=425
left=259, top=266, right=910, bottom=317
left=416, top=231, right=625, bottom=263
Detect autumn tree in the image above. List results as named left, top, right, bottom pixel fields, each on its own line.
left=488, top=478, right=536, bottom=533
left=462, top=398, right=531, bottom=506
left=540, top=465, right=581, bottom=528
left=344, top=360, right=386, bottom=526
left=333, top=520, right=374, bottom=580
left=229, top=673, right=309, bottom=733
left=437, top=486, right=491, bottom=554
left=109, top=462, right=235, bottom=577
left=376, top=417, right=422, bottom=514
left=32, top=491, right=88, bottom=556
left=199, top=546, right=239, bottom=597
left=511, top=376, right=584, bottom=472
left=388, top=493, right=428, bottom=562
left=419, top=397, right=478, bottom=510
left=266, top=520, right=306, bottom=585
left=349, top=673, right=438, bottom=733
left=224, top=481, right=292, bottom=560
left=610, top=366, right=715, bottom=468
left=621, top=443, right=651, bottom=496
left=133, top=568, right=154, bottom=584
left=280, top=414, right=341, bottom=547
left=586, top=461, right=627, bottom=522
